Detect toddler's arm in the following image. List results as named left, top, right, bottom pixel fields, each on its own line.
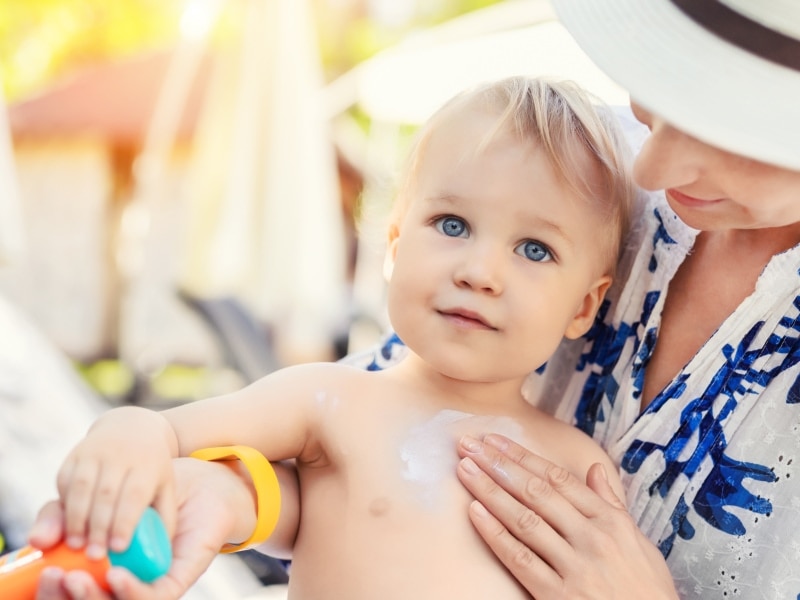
left=56, top=361, right=333, bottom=561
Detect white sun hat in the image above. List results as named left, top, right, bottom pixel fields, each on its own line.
left=551, top=0, right=800, bottom=171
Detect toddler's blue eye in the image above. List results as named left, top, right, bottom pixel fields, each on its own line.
left=435, top=216, right=468, bottom=238
left=516, top=240, right=552, bottom=262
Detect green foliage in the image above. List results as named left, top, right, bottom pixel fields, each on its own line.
left=0, top=0, right=183, bottom=101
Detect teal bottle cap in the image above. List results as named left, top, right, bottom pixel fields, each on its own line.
left=108, top=507, right=172, bottom=583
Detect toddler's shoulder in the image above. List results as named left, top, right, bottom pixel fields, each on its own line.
left=520, top=407, right=613, bottom=469
left=252, top=361, right=376, bottom=402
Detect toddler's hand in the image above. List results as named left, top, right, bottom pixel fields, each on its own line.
left=55, top=406, right=178, bottom=558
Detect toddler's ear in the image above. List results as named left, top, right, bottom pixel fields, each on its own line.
left=564, top=275, right=612, bottom=339
left=383, top=223, right=400, bottom=281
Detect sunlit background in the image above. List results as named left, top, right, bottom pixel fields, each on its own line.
left=1, top=0, right=503, bottom=403
left=0, top=0, right=626, bottom=406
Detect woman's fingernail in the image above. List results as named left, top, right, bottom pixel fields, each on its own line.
left=484, top=435, right=509, bottom=451
left=460, top=436, right=482, bottom=453
left=107, top=567, right=126, bottom=590
left=460, top=457, right=480, bottom=475
left=66, top=535, right=84, bottom=549
left=470, top=501, right=489, bottom=519
left=40, top=566, right=65, bottom=581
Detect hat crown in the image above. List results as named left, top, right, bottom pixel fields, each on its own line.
left=553, top=0, right=800, bottom=170
left=671, top=0, right=800, bottom=71
left=723, top=0, right=800, bottom=39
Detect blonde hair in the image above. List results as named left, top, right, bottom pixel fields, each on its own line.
left=392, top=76, right=635, bottom=275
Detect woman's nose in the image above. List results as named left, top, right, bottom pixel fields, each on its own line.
left=633, top=118, right=702, bottom=192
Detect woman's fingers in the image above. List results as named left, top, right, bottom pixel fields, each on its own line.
left=585, top=462, right=626, bottom=509
left=458, top=435, right=592, bottom=543
left=34, top=567, right=70, bottom=600
left=462, top=434, right=634, bottom=544
left=457, top=434, right=680, bottom=600
left=34, top=567, right=115, bottom=600
left=458, top=459, right=566, bottom=594
left=482, top=434, right=613, bottom=518
left=456, top=450, right=579, bottom=581
left=467, top=499, right=564, bottom=593
left=151, top=482, right=177, bottom=548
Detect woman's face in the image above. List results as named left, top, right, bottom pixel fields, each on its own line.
left=630, top=101, right=800, bottom=232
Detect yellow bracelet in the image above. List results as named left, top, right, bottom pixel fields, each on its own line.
left=189, top=445, right=282, bottom=553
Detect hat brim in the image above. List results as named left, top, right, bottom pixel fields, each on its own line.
left=552, top=0, right=800, bottom=170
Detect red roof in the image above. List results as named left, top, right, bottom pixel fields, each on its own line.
left=8, top=48, right=211, bottom=145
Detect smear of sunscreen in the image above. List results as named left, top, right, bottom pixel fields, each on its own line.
left=315, top=390, right=340, bottom=410
left=399, top=409, right=523, bottom=508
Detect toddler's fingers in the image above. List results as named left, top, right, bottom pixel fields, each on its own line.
left=86, top=464, right=129, bottom=558
left=108, top=469, right=170, bottom=554
left=58, top=459, right=101, bottom=549
left=29, top=501, right=66, bottom=549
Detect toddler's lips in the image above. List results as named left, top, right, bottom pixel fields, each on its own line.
left=438, top=308, right=496, bottom=330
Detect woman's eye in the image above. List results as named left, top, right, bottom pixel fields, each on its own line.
left=516, top=240, right=552, bottom=262
left=435, top=216, right=468, bottom=238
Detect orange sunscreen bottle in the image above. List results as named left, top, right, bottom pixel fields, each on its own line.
left=0, top=507, right=172, bottom=598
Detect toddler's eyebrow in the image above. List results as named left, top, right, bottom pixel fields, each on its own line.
left=425, top=193, right=463, bottom=206
left=523, top=215, right=570, bottom=242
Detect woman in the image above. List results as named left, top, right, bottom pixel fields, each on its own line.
left=455, top=0, right=800, bottom=598
left=33, top=0, right=800, bottom=597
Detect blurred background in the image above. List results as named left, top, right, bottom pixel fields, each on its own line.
left=0, top=0, right=627, bottom=596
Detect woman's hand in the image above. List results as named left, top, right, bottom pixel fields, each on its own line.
left=456, top=434, right=679, bottom=600
left=31, top=457, right=260, bottom=600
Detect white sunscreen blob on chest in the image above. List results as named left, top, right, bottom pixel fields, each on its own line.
left=399, top=409, right=523, bottom=508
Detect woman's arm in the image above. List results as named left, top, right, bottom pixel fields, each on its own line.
left=456, top=434, right=679, bottom=600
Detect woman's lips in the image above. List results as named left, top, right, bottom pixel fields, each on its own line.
left=667, top=189, right=723, bottom=208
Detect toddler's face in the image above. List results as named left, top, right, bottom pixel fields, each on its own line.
left=385, top=106, right=612, bottom=383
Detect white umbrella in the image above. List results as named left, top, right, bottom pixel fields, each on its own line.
left=181, top=0, right=347, bottom=363
left=324, top=0, right=628, bottom=125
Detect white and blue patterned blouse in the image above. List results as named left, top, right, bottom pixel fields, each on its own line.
left=352, top=186, right=800, bottom=599
left=525, top=187, right=800, bottom=599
